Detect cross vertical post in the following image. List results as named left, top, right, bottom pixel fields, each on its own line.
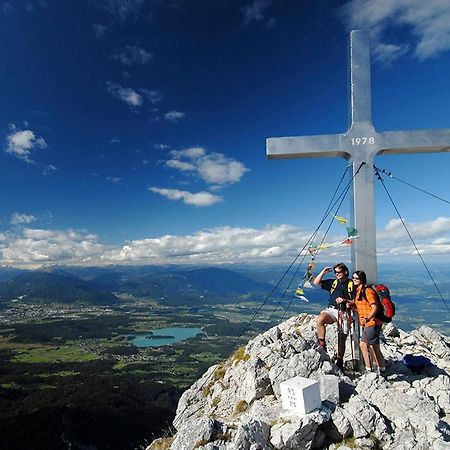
left=345, top=30, right=378, bottom=281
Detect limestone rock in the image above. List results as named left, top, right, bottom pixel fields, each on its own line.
left=233, top=418, right=271, bottom=450
left=269, top=408, right=331, bottom=449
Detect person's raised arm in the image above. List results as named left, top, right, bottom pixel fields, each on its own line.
left=313, top=267, right=332, bottom=286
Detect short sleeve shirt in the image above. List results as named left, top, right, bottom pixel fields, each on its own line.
left=355, top=285, right=382, bottom=327
left=321, top=278, right=354, bottom=308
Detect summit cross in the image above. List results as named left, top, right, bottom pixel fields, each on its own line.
left=267, top=30, right=450, bottom=283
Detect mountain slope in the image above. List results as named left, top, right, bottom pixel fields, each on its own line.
left=118, top=267, right=273, bottom=302
left=150, top=315, right=450, bottom=450
left=0, top=272, right=118, bottom=304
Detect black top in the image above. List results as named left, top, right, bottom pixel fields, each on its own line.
left=321, top=278, right=354, bottom=308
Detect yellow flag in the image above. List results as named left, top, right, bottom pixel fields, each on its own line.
left=334, top=215, right=348, bottom=224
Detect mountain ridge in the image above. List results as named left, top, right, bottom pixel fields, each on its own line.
left=0, top=272, right=119, bottom=304
left=0, top=266, right=272, bottom=306
left=149, top=314, right=450, bottom=450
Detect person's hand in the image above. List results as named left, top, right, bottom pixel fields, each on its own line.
left=323, top=267, right=332, bottom=274
left=336, top=296, right=345, bottom=304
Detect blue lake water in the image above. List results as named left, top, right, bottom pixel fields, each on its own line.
left=129, top=327, right=203, bottom=347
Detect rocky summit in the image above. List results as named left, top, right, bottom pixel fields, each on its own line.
left=148, top=314, right=450, bottom=450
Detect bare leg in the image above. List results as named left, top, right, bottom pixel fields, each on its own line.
left=369, top=346, right=376, bottom=366
left=360, top=340, right=372, bottom=369
left=371, top=344, right=385, bottom=368
left=316, top=311, right=334, bottom=340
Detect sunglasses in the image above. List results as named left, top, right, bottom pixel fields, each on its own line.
left=352, top=276, right=360, bottom=280
left=334, top=270, right=343, bottom=274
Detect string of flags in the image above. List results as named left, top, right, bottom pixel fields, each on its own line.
left=294, top=215, right=359, bottom=303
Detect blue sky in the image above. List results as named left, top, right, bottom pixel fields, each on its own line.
left=0, top=0, right=449, bottom=268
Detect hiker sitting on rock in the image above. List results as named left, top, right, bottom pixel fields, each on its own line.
left=313, top=263, right=353, bottom=370
left=346, top=270, right=386, bottom=374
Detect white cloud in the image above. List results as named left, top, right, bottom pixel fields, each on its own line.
left=164, top=110, right=185, bottom=123
left=171, top=147, right=205, bottom=159
left=165, top=159, right=196, bottom=172
left=241, top=0, right=272, bottom=25
left=112, top=45, right=153, bottom=65
left=5, top=125, right=47, bottom=162
left=378, top=216, right=450, bottom=240
left=373, top=42, right=410, bottom=65
left=166, top=147, right=249, bottom=186
left=10, top=213, right=36, bottom=225
left=377, top=216, right=450, bottom=257
left=198, top=155, right=248, bottom=185
left=106, top=82, right=142, bottom=107
left=149, top=187, right=223, bottom=207
left=106, top=83, right=162, bottom=108
left=341, top=0, right=450, bottom=62
left=0, top=228, right=106, bottom=267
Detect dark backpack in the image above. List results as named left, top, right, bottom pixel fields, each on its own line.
left=365, top=284, right=395, bottom=323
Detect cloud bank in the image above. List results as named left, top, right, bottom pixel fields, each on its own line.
left=1, top=216, right=449, bottom=267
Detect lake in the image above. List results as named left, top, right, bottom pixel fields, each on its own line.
left=129, top=327, right=203, bottom=347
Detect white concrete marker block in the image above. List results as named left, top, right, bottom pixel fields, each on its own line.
left=280, top=376, right=321, bottom=415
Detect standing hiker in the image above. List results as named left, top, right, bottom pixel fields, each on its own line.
left=347, top=270, right=386, bottom=374
left=313, top=263, right=354, bottom=370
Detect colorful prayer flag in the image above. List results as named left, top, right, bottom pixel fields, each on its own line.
left=295, top=287, right=304, bottom=296
left=346, top=226, right=358, bottom=237
left=334, top=215, right=348, bottom=224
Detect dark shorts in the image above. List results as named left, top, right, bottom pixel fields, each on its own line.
left=361, top=325, right=382, bottom=345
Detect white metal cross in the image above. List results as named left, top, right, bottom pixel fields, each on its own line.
left=267, top=30, right=450, bottom=283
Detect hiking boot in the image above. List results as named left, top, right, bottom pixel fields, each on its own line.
left=335, top=358, right=344, bottom=371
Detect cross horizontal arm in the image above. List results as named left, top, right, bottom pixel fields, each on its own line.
left=379, top=129, right=450, bottom=155
left=267, top=134, right=343, bottom=160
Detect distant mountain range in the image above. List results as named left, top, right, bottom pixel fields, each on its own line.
left=0, top=266, right=273, bottom=306
left=0, top=263, right=448, bottom=317
left=114, top=267, right=272, bottom=300
left=0, top=271, right=119, bottom=304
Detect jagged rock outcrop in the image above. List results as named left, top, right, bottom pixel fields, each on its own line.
left=148, top=314, right=450, bottom=450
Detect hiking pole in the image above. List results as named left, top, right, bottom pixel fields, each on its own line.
left=336, top=307, right=346, bottom=371
left=352, top=310, right=361, bottom=372
left=349, top=314, right=355, bottom=377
